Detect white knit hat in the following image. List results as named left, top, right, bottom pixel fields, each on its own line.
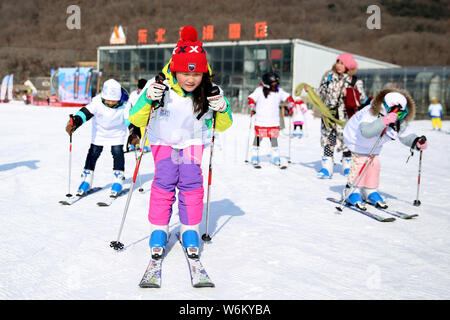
left=101, top=79, right=122, bottom=101
left=384, top=92, right=407, bottom=109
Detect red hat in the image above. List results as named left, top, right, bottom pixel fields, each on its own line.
left=337, top=53, right=358, bottom=70
left=170, top=26, right=208, bottom=73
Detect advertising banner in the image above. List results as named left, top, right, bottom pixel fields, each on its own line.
left=58, top=67, right=93, bottom=104
left=0, top=75, right=9, bottom=102
left=7, top=74, right=14, bottom=101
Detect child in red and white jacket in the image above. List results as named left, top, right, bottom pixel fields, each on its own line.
left=292, top=97, right=308, bottom=138
left=248, top=72, right=294, bottom=166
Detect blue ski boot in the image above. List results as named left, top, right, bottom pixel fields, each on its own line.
left=181, top=224, right=200, bottom=259
left=251, top=146, right=260, bottom=166
left=342, top=157, right=352, bottom=177
left=317, top=157, right=333, bottom=179
left=364, top=189, right=388, bottom=209
left=110, top=171, right=125, bottom=197
left=149, top=225, right=168, bottom=259
left=272, top=147, right=281, bottom=166
left=76, top=169, right=94, bottom=196
left=344, top=186, right=366, bottom=211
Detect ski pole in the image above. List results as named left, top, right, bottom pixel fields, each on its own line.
left=413, top=149, right=423, bottom=207
left=244, top=115, right=253, bottom=163
left=406, top=136, right=426, bottom=206
left=336, top=127, right=387, bottom=212
left=110, top=73, right=167, bottom=251
left=134, top=148, right=144, bottom=192
left=66, top=114, right=74, bottom=198
left=288, top=112, right=292, bottom=163
left=202, top=86, right=220, bottom=242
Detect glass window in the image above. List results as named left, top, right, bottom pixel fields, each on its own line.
left=244, top=47, right=254, bottom=59
left=224, top=47, right=233, bottom=60
left=124, top=51, right=130, bottom=62
left=255, top=48, right=267, bottom=60
left=282, top=60, right=291, bottom=73
left=156, top=61, right=164, bottom=71
left=244, top=61, right=256, bottom=73
left=212, top=61, right=222, bottom=73
left=224, top=61, right=232, bottom=72
left=164, top=48, right=172, bottom=62
left=234, top=46, right=243, bottom=60
left=234, top=61, right=243, bottom=73
left=213, top=74, right=221, bottom=84
left=210, top=47, right=222, bottom=60
left=283, top=46, right=292, bottom=60
left=270, top=48, right=282, bottom=60
left=148, top=61, right=156, bottom=72
left=139, top=50, right=147, bottom=71
left=157, top=49, right=164, bottom=61
left=148, top=50, right=155, bottom=60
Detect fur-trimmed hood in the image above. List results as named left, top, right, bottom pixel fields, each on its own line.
left=370, top=88, right=416, bottom=122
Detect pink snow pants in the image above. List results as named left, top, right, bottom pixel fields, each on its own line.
left=347, top=154, right=380, bottom=189
left=149, top=145, right=204, bottom=226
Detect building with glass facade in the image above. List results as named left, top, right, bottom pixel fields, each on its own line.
left=97, top=39, right=398, bottom=113
left=358, top=66, right=449, bottom=119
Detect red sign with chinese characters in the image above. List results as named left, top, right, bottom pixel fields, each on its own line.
left=229, top=23, right=241, bottom=40
left=138, top=29, right=147, bottom=44
left=254, top=21, right=268, bottom=38
left=202, top=25, right=214, bottom=41
left=155, top=28, right=166, bottom=43
left=134, top=22, right=269, bottom=44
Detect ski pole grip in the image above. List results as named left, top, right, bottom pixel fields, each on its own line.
left=151, top=72, right=168, bottom=108
left=209, top=86, right=220, bottom=97
left=155, top=72, right=166, bottom=84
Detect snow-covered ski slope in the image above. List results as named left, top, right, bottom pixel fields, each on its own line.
left=0, top=102, right=449, bottom=300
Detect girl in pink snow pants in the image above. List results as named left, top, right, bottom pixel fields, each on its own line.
left=128, top=25, right=233, bottom=259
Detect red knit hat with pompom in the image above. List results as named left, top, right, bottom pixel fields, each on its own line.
left=170, top=25, right=208, bottom=73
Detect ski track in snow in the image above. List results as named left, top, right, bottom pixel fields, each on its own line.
left=0, top=102, right=449, bottom=299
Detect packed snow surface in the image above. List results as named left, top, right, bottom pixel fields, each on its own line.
left=1, top=102, right=449, bottom=299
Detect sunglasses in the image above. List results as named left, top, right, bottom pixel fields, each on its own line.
left=383, top=102, right=408, bottom=120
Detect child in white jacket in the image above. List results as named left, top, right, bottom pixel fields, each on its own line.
left=248, top=72, right=294, bottom=166
left=65, top=79, right=131, bottom=197
left=343, top=89, right=427, bottom=210
left=428, top=98, right=444, bottom=131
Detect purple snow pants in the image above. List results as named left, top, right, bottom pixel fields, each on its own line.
left=149, top=145, right=204, bottom=226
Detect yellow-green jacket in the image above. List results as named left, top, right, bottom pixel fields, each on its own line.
left=129, top=62, right=232, bottom=149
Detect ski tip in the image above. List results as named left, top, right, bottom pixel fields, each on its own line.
left=382, top=217, right=396, bottom=222
left=402, top=214, right=419, bottom=219
left=139, top=282, right=161, bottom=289
left=97, top=202, right=109, bottom=207
left=193, top=282, right=215, bottom=288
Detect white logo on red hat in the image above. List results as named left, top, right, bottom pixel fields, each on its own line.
left=189, top=46, right=199, bottom=53
left=188, top=63, right=196, bottom=71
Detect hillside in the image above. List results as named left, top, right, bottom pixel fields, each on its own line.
left=0, top=0, right=449, bottom=81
